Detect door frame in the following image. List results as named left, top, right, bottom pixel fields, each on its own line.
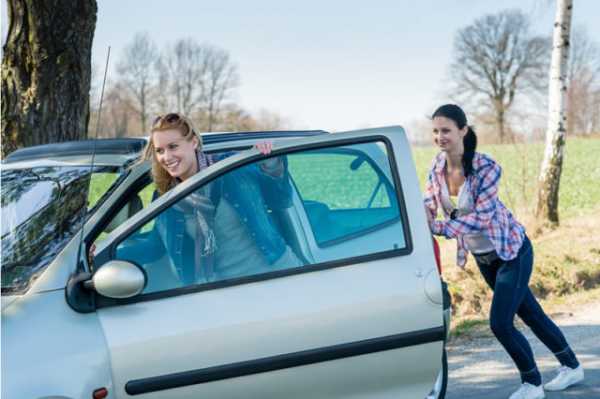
left=93, top=130, right=414, bottom=309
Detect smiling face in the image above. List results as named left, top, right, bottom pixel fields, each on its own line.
left=432, top=116, right=467, bottom=155
left=152, top=129, right=199, bottom=181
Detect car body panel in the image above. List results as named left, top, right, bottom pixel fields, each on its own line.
left=1, top=290, right=113, bottom=399
left=1, top=295, right=19, bottom=311
left=0, top=154, right=137, bottom=169
left=98, top=256, right=442, bottom=398
left=1, top=128, right=446, bottom=399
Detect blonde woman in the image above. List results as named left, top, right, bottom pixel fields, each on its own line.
left=143, top=113, right=301, bottom=283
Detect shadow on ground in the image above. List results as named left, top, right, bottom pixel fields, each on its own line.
left=445, top=324, right=600, bottom=399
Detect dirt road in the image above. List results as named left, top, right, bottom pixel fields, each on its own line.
left=445, top=301, right=600, bottom=398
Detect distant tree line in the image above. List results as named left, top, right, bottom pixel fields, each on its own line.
left=448, top=9, right=599, bottom=143
left=90, top=33, right=288, bottom=138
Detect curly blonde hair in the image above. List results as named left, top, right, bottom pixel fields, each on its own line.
left=139, top=113, right=203, bottom=195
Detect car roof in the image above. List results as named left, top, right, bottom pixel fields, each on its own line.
left=1, top=130, right=329, bottom=168
left=2, top=138, right=147, bottom=167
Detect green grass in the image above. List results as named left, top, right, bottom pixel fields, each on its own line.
left=288, top=150, right=391, bottom=209
left=450, top=318, right=489, bottom=339
left=87, top=137, right=600, bottom=220
left=83, top=138, right=600, bottom=338
left=412, top=137, right=600, bottom=219
left=88, top=172, right=120, bottom=209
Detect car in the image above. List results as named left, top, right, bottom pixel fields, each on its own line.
left=1, top=126, right=450, bottom=399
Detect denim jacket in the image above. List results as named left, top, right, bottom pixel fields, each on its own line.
left=214, top=151, right=292, bottom=264
left=155, top=150, right=292, bottom=283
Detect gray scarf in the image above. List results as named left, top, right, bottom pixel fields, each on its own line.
left=193, top=151, right=217, bottom=257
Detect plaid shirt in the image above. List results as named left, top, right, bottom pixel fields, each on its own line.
left=424, top=152, right=525, bottom=268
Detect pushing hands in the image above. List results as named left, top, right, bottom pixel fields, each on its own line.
left=424, top=204, right=434, bottom=231
left=254, top=141, right=274, bottom=155
left=255, top=141, right=284, bottom=177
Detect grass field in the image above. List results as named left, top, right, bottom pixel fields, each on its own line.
left=412, top=137, right=600, bottom=220
left=447, top=210, right=600, bottom=339
left=88, top=137, right=600, bottom=218
left=85, top=137, right=600, bottom=335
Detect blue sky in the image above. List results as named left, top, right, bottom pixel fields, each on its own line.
left=3, top=1, right=600, bottom=132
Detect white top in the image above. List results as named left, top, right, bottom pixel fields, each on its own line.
left=440, top=178, right=495, bottom=254
left=212, top=199, right=302, bottom=279
left=213, top=199, right=270, bottom=279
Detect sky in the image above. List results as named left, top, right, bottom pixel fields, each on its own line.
left=2, top=0, right=600, bottom=133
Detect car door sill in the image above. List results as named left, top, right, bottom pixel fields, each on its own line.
left=125, top=326, right=445, bottom=395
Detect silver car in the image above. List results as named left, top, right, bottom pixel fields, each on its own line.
left=1, top=127, right=450, bottom=399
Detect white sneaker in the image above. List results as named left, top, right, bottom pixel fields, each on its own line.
left=508, top=383, right=545, bottom=399
left=544, top=365, right=584, bottom=391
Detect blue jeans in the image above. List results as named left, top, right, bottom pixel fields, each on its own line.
left=474, top=236, right=573, bottom=384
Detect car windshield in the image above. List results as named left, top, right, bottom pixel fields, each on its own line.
left=1, top=165, right=121, bottom=294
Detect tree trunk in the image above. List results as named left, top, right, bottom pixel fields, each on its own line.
left=1, top=0, right=97, bottom=158
left=496, top=108, right=506, bottom=143
left=535, top=0, right=573, bottom=226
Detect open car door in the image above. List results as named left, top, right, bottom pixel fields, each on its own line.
left=91, top=126, right=444, bottom=399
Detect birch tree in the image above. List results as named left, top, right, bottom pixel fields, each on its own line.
left=535, top=0, right=573, bottom=225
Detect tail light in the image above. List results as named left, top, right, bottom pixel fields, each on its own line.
left=432, top=237, right=442, bottom=275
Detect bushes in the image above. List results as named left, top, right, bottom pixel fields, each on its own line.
left=441, top=215, right=600, bottom=323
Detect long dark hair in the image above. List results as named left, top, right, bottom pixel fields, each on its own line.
left=432, top=104, right=477, bottom=177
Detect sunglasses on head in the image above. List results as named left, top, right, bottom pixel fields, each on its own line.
left=152, top=113, right=182, bottom=127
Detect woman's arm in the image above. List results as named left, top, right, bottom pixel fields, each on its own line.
left=431, top=162, right=501, bottom=238
left=217, top=143, right=292, bottom=210
left=423, top=169, right=439, bottom=228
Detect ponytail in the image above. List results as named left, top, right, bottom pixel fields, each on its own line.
left=432, top=104, right=478, bottom=177
left=462, top=126, right=477, bottom=177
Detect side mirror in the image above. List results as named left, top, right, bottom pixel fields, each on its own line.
left=89, top=260, right=147, bottom=299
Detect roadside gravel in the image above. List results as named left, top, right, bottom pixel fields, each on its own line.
left=445, top=300, right=600, bottom=398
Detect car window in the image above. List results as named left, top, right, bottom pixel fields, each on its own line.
left=289, top=144, right=398, bottom=246
left=107, top=140, right=408, bottom=296
left=88, top=171, right=121, bottom=210
left=1, top=166, right=110, bottom=294
left=94, top=181, right=155, bottom=246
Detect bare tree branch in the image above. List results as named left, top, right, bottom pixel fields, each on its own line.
left=117, top=32, right=158, bottom=134
left=566, top=27, right=600, bottom=135
left=449, top=9, right=550, bottom=142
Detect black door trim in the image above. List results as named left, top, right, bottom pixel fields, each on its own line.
left=125, top=326, right=445, bottom=395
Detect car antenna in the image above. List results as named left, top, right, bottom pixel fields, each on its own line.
left=78, top=45, right=111, bottom=271
left=66, top=46, right=112, bottom=313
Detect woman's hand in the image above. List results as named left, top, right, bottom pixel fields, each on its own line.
left=88, top=243, right=96, bottom=268
left=425, top=204, right=433, bottom=223
left=424, top=204, right=435, bottom=232
left=254, top=141, right=273, bottom=155
left=255, top=141, right=284, bottom=177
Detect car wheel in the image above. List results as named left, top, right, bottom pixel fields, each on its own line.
left=426, top=346, right=448, bottom=399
